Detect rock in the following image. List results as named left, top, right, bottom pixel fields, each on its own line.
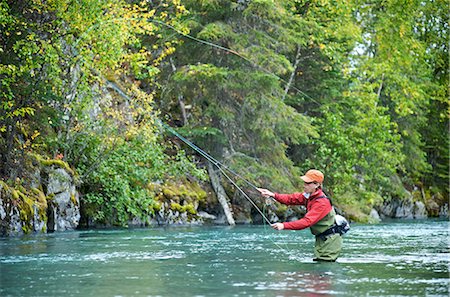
left=267, top=211, right=279, bottom=224
left=0, top=163, right=81, bottom=236
left=213, top=214, right=228, bottom=225
left=47, top=168, right=72, bottom=195
left=426, top=200, right=440, bottom=217
left=154, top=201, right=204, bottom=226
left=0, top=199, right=23, bottom=236
left=0, top=183, right=23, bottom=236
left=128, top=216, right=152, bottom=227
left=379, top=198, right=409, bottom=218
left=439, top=204, right=448, bottom=218
left=379, top=197, right=429, bottom=219
left=395, top=199, right=414, bottom=219
left=46, top=168, right=80, bottom=231
left=32, top=204, right=46, bottom=232
left=0, top=190, right=6, bottom=221
left=413, top=201, right=427, bottom=219
left=198, top=211, right=217, bottom=220
left=369, top=208, right=381, bottom=223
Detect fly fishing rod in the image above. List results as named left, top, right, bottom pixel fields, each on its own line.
left=158, top=120, right=272, bottom=225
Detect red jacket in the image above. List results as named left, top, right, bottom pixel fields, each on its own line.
left=274, top=189, right=332, bottom=230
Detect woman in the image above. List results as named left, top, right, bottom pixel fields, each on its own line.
left=257, top=169, right=342, bottom=262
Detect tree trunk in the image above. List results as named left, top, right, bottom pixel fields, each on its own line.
left=376, top=73, right=385, bottom=104
left=282, top=46, right=302, bottom=102
left=178, top=95, right=188, bottom=126
left=207, top=162, right=235, bottom=226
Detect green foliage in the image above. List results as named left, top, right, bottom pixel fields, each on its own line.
left=80, top=128, right=206, bottom=226
left=197, top=22, right=236, bottom=42
left=351, top=0, right=434, bottom=183
left=164, top=46, right=317, bottom=189
left=158, top=0, right=448, bottom=222
left=1, top=0, right=447, bottom=227
left=0, top=0, right=208, bottom=227
left=414, top=0, right=449, bottom=196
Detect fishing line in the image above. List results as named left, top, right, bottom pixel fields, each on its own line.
left=158, top=120, right=271, bottom=224
left=73, top=15, right=319, bottom=105
left=158, top=120, right=260, bottom=191
left=262, top=202, right=304, bottom=262
left=161, top=119, right=302, bottom=260
left=73, top=14, right=316, bottom=259
left=149, top=19, right=319, bottom=105
left=90, top=76, right=274, bottom=229
left=216, top=165, right=271, bottom=225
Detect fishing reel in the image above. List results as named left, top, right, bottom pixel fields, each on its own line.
left=265, top=197, right=274, bottom=206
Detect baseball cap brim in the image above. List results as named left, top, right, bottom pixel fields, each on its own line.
left=300, top=175, right=315, bottom=183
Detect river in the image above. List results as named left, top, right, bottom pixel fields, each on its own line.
left=0, top=219, right=448, bottom=296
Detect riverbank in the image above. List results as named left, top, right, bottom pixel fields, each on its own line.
left=1, top=157, right=448, bottom=237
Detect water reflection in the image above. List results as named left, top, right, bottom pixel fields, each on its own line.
left=264, top=263, right=344, bottom=297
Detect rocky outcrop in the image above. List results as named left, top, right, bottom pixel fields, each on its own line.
left=123, top=180, right=216, bottom=227
left=369, top=208, right=381, bottom=223
left=46, top=168, right=80, bottom=231
left=378, top=198, right=428, bottom=219
left=0, top=158, right=80, bottom=236
left=0, top=184, right=23, bottom=235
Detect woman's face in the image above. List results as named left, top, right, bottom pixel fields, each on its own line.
left=303, top=181, right=318, bottom=194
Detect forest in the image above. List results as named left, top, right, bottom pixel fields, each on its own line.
left=0, top=0, right=448, bottom=230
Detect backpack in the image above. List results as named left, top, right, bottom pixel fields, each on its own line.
left=335, top=214, right=350, bottom=235
left=317, top=213, right=350, bottom=240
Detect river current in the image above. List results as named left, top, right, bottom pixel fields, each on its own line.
left=0, top=220, right=448, bottom=296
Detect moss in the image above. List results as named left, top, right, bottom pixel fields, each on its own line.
left=189, top=182, right=207, bottom=201
left=168, top=202, right=197, bottom=215
left=340, top=203, right=371, bottom=223
left=11, top=189, right=19, bottom=200
left=30, top=153, right=76, bottom=177
left=412, top=189, right=423, bottom=202
left=70, top=193, right=78, bottom=205
left=160, top=180, right=207, bottom=203
left=184, top=203, right=197, bottom=215
left=170, top=202, right=184, bottom=212
left=275, top=204, right=288, bottom=217
left=146, top=182, right=160, bottom=192
left=1, top=179, right=49, bottom=234
left=31, top=187, right=47, bottom=208
left=152, top=202, right=162, bottom=212
left=17, top=191, right=34, bottom=233
left=162, top=187, right=179, bottom=200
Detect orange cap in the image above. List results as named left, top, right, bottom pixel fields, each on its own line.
left=301, top=169, right=324, bottom=183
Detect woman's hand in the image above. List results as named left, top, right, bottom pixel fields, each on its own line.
left=257, top=188, right=275, bottom=198
left=271, top=223, right=285, bottom=230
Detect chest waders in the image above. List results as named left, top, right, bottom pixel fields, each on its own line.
left=308, top=197, right=343, bottom=262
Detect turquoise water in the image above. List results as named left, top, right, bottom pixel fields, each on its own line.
left=0, top=220, right=448, bottom=296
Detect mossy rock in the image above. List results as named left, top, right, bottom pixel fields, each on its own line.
left=168, top=201, right=197, bottom=216
left=170, top=202, right=184, bottom=212
left=29, top=153, right=77, bottom=178
left=160, top=180, right=207, bottom=203
left=1, top=179, right=49, bottom=234
left=1, top=152, right=80, bottom=235
left=150, top=201, right=162, bottom=212
left=184, top=203, right=196, bottom=215
left=340, top=204, right=371, bottom=223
